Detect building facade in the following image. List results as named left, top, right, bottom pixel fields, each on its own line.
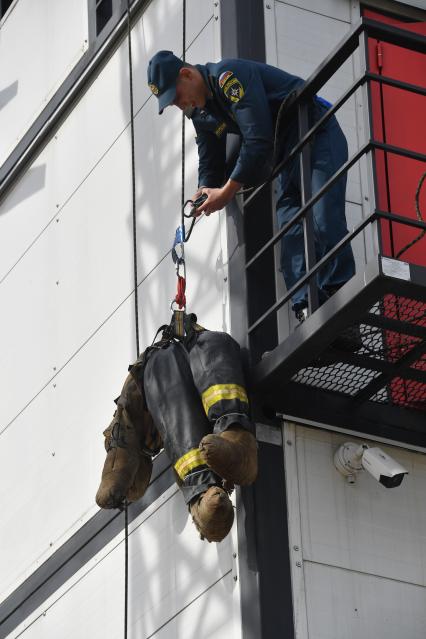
left=0, top=0, right=425, bottom=637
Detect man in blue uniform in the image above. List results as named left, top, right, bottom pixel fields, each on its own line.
left=147, top=50, right=355, bottom=320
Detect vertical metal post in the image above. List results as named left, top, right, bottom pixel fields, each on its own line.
left=298, top=102, right=319, bottom=314
left=360, top=28, right=382, bottom=256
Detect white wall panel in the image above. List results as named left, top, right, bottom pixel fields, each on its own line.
left=0, top=296, right=135, bottom=601
left=275, top=0, right=351, bottom=22
left=9, top=487, right=240, bottom=639
left=285, top=423, right=426, bottom=639
left=0, top=47, right=128, bottom=284
left=304, top=563, right=426, bottom=639
left=398, top=0, right=426, bottom=8
left=131, top=0, right=217, bottom=116
left=296, top=428, right=426, bottom=585
left=272, top=1, right=361, bottom=206
left=0, top=5, right=222, bottom=435
left=127, top=487, right=236, bottom=637
left=0, top=0, right=88, bottom=167
left=0, top=0, right=217, bottom=283
left=0, top=129, right=134, bottom=430
left=0, top=0, right=225, bottom=604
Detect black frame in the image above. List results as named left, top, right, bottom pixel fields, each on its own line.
left=241, top=17, right=426, bottom=440
left=245, top=17, right=426, bottom=335
left=0, top=0, right=14, bottom=20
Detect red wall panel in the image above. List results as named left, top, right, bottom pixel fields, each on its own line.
left=364, top=8, right=426, bottom=266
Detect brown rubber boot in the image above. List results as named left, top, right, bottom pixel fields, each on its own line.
left=95, top=405, right=144, bottom=508
left=199, top=426, right=258, bottom=486
left=190, top=486, right=234, bottom=542
left=95, top=374, right=155, bottom=509
left=126, top=455, right=153, bottom=503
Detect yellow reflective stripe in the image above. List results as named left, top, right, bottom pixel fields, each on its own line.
left=202, top=384, right=248, bottom=414
left=174, top=448, right=206, bottom=480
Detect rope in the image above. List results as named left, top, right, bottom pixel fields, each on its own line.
left=127, top=0, right=140, bottom=357
left=395, top=171, right=426, bottom=259
left=124, top=498, right=129, bottom=639
left=181, top=0, right=186, bottom=212
left=123, top=1, right=138, bottom=637
left=176, top=0, right=187, bottom=309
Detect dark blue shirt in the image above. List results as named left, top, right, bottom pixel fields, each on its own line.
left=190, top=58, right=304, bottom=187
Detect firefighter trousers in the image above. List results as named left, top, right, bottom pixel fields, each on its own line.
left=143, top=330, right=254, bottom=505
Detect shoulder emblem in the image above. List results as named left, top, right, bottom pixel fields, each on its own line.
left=218, top=70, right=233, bottom=88
left=223, top=77, right=244, bottom=103
left=149, top=83, right=159, bottom=95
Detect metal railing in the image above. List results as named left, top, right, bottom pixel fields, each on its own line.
left=245, top=17, right=426, bottom=357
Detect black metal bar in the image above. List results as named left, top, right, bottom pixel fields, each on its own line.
left=248, top=209, right=377, bottom=333
left=245, top=14, right=426, bottom=333
left=277, top=382, right=426, bottom=445
left=298, top=102, right=319, bottom=314
left=376, top=210, right=426, bottom=232
left=363, top=313, right=426, bottom=340
left=372, top=141, right=426, bottom=164
left=244, top=74, right=366, bottom=209
left=363, top=17, right=426, bottom=55
left=275, top=17, right=426, bottom=120
left=246, top=143, right=371, bottom=270
left=353, top=339, right=426, bottom=404
left=251, top=258, right=383, bottom=385
left=244, top=19, right=426, bottom=210
left=366, top=72, right=426, bottom=98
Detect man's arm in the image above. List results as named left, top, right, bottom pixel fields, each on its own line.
left=197, top=62, right=273, bottom=215
left=224, top=64, right=274, bottom=185
left=193, top=119, right=227, bottom=189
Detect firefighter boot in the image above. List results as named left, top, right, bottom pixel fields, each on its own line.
left=189, top=486, right=234, bottom=542
left=95, top=375, right=153, bottom=509
left=199, top=426, right=258, bottom=486
left=98, top=415, right=154, bottom=506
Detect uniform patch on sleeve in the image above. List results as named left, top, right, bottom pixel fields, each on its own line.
left=214, top=122, right=227, bottom=138
left=223, top=77, right=245, bottom=103
left=218, top=70, right=233, bottom=88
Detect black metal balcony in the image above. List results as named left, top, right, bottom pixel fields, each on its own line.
left=244, top=17, right=426, bottom=444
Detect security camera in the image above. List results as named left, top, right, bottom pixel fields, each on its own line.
left=362, top=447, right=408, bottom=488
left=334, top=442, right=408, bottom=488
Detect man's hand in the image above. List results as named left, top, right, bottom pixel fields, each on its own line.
left=193, top=179, right=242, bottom=217
left=196, top=187, right=230, bottom=216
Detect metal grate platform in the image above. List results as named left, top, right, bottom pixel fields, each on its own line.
left=293, top=292, right=426, bottom=410
left=251, top=257, right=426, bottom=444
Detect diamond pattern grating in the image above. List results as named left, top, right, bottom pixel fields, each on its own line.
left=292, top=293, right=426, bottom=411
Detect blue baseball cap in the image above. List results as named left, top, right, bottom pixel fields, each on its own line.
left=147, top=50, right=184, bottom=114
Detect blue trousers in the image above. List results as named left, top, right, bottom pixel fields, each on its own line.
left=276, top=101, right=355, bottom=311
